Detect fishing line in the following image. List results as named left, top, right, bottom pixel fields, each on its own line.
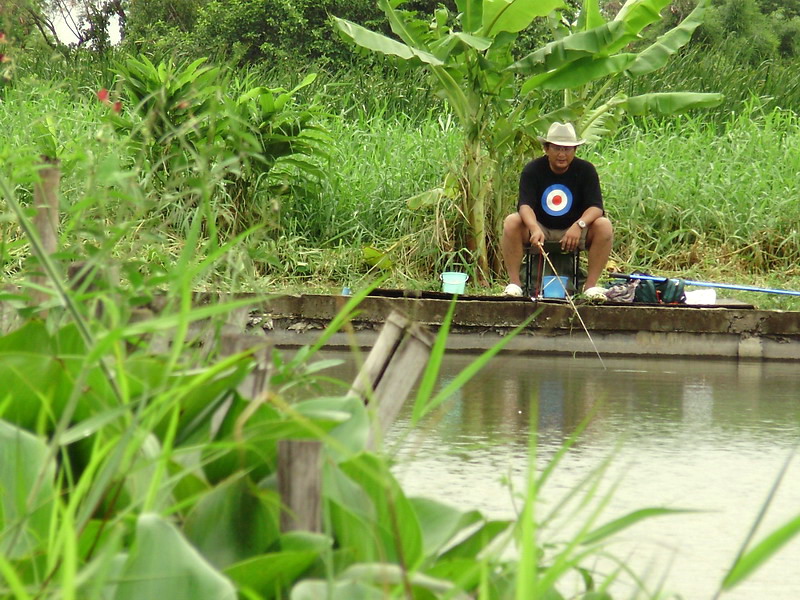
left=535, top=242, right=606, bottom=370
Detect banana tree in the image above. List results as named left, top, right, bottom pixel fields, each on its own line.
left=334, top=0, right=722, bottom=281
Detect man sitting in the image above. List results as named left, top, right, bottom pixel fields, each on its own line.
left=501, top=122, right=613, bottom=299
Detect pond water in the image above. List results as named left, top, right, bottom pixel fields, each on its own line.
left=359, top=354, right=800, bottom=600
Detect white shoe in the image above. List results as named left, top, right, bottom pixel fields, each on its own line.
left=503, top=283, right=523, bottom=297
left=583, top=286, right=607, bottom=301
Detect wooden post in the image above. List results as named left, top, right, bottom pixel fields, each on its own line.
left=275, top=311, right=433, bottom=532
left=277, top=439, right=322, bottom=532
left=31, top=157, right=61, bottom=306
left=347, top=310, right=434, bottom=449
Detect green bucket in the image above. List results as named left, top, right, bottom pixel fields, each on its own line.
left=440, top=271, right=468, bottom=294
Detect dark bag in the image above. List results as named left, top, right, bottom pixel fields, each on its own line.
left=633, top=276, right=686, bottom=304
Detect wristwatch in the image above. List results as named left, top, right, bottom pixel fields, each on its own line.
left=577, top=220, right=587, bottom=229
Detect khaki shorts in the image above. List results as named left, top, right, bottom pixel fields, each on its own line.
left=538, top=224, right=588, bottom=250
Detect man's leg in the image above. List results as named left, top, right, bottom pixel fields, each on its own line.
left=501, top=213, right=529, bottom=287
left=584, top=217, right=613, bottom=289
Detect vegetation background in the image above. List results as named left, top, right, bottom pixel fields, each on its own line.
left=2, top=1, right=800, bottom=600
left=2, top=0, right=800, bottom=308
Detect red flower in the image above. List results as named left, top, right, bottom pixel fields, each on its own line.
left=97, top=88, right=110, bottom=103
left=112, top=101, right=122, bottom=113
left=0, top=32, right=6, bottom=44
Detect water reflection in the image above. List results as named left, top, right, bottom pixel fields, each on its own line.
left=377, top=354, right=800, bottom=600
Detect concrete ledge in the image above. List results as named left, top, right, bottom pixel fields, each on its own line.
left=256, top=293, right=800, bottom=362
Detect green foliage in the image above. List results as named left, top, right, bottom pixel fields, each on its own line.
left=111, top=55, right=221, bottom=161
left=104, top=55, right=331, bottom=237
left=122, top=0, right=204, bottom=58
left=193, top=0, right=306, bottom=64
left=334, top=0, right=722, bottom=280
left=701, top=0, right=779, bottom=62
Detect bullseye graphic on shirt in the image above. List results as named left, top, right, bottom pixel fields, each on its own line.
left=541, top=184, right=573, bottom=217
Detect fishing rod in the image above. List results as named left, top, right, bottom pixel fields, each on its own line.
left=610, top=273, right=800, bottom=297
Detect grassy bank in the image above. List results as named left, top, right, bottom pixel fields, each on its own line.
left=2, top=52, right=800, bottom=309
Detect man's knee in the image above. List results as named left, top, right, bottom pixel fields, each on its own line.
left=591, top=216, right=613, bottom=240
left=503, top=212, right=523, bottom=233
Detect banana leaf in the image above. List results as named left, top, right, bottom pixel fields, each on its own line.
left=626, top=0, right=711, bottom=77
left=622, top=92, right=725, bottom=115
left=510, top=21, right=628, bottom=76
left=333, top=19, right=443, bottom=66
left=481, top=0, right=567, bottom=36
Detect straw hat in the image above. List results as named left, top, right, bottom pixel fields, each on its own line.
left=537, top=122, right=585, bottom=147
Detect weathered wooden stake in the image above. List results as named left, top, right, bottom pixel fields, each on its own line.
left=31, top=157, right=61, bottom=306
left=346, top=310, right=434, bottom=449
left=276, top=310, right=433, bottom=532
left=277, top=439, right=322, bottom=532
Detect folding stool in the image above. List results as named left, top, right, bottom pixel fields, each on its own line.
left=522, top=241, right=582, bottom=298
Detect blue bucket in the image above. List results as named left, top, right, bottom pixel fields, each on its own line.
left=441, top=271, right=468, bottom=294
left=542, top=275, right=569, bottom=298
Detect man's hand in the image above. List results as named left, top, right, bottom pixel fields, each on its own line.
left=528, top=227, right=545, bottom=251
left=560, top=223, right=581, bottom=252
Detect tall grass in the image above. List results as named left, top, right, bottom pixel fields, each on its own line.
left=625, top=44, right=800, bottom=121
left=4, top=48, right=800, bottom=307
left=589, top=104, right=800, bottom=308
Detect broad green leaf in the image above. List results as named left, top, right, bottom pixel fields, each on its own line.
left=722, top=513, right=800, bottom=590
left=361, top=245, right=393, bottom=270
left=291, top=580, right=385, bottom=600
left=279, top=530, right=332, bottom=553
left=428, top=64, right=473, bottom=122
left=165, top=358, right=253, bottom=444
left=425, top=557, right=485, bottom=592
left=577, top=0, right=606, bottom=31
left=380, top=0, right=432, bottom=49
left=621, top=92, right=725, bottom=115
left=610, top=0, right=672, bottom=52
left=333, top=19, right=443, bottom=66
left=626, top=0, right=710, bottom=76
left=225, top=550, right=318, bottom=599
left=0, top=420, right=55, bottom=559
left=113, top=513, right=236, bottom=600
left=407, top=187, right=445, bottom=210
left=183, top=476, right=279, bottom=568
left=202, top=401, right=274, bottom=484
left=456, top=0, right=483, bottom=33
left=453, top=32, right=493, bottom=51
left=442, top=519, right=512, bottom=560
left=410, top=497, right=483, bottom=556
left=510, top=21, right=627, bottom=76
left=294, top=396, right=369, bottom=459
left=339, top=563, right=472, bottom=598
left=481, top=0, right=567, bottom=37
left=523, top=54, right=635, bottom=91
left=338, top=453, right=424, bottom=568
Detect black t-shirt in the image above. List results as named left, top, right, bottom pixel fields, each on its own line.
left=518, top=156, right=604, bottom=230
